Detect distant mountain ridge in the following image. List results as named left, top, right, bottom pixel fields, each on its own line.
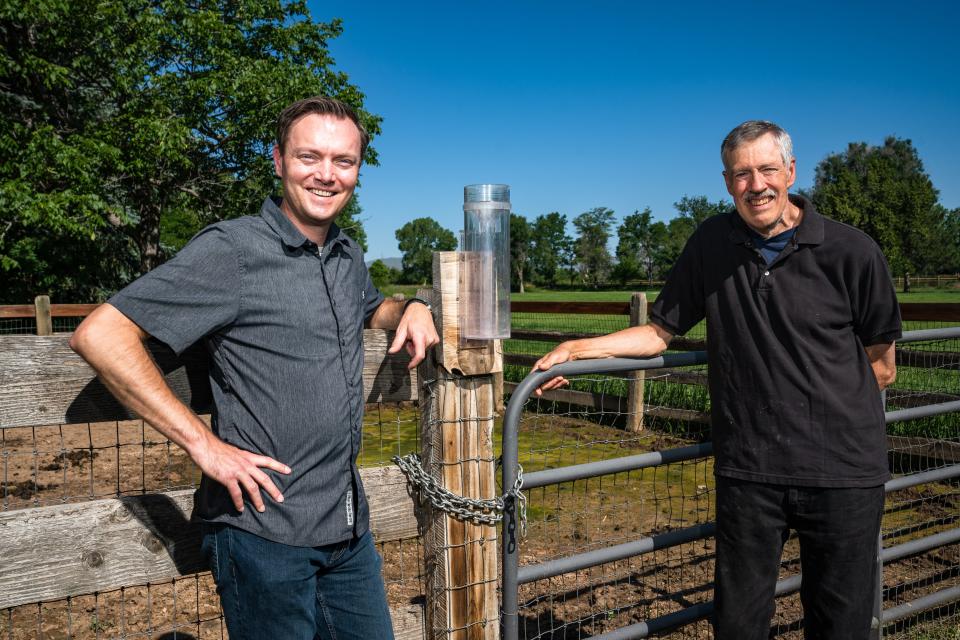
left=366, top=256, right=403, bottom=270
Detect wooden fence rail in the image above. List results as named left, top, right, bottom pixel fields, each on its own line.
left=0, top=330, right=426, bottom=638
left=1, top=261, right=505, bottom=640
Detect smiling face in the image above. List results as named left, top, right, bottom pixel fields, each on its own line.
left=272, top=113, right=362, bottom=244
left=723, top=132, right=798, bottom=236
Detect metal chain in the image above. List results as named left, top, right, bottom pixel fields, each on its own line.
left=392, top=452, right=527, bottom=536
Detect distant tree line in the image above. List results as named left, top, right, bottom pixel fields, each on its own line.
left=2, top=0, right=956, bottom=307
left=372, top=136, right=960, bottom=292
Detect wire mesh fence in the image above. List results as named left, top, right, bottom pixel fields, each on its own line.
left=3, top=301, right=959, bottom=639
left=507, top=375, right=716, bottom=639
left=503, top=329, right=960, bottom=639
left=0, top=318, right=37, bottom=335
left=1, top=399, right=427, bottom=640
left=882, top=333, right=960, bottom=639
left=0, top=316, right=84, bottom=335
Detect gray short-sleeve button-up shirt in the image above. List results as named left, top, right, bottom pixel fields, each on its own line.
left=109, top=196, right=384, bottom=547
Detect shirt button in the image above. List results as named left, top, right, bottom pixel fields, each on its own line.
left=763, top=270, right=770, bottom=276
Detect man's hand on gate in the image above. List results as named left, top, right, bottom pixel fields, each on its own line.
left=532, top=342, right=575, bottom=396
left=192, top=433, right=291, bottom=513
left=389, top=301, right=439, bottom=369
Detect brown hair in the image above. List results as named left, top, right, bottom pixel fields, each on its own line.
left=275, top=96, right=369, bottom=159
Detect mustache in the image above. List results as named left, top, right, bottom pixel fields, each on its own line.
left=747, top=188, right=777, bottom=199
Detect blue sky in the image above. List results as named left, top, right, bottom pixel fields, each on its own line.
left=309, top=1, right=960, bottom=259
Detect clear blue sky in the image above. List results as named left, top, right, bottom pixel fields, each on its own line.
left=308, top=0, right=960, bottom=260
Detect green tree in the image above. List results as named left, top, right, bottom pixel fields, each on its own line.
left=0, top=0, right=381, bottom=303
left=646, top=221, right=669, bottom=280
left=573, top=207, right=615, bottom=287
left=643, top=195, right=730, bottom=280
left=529, top=212, right=570, bottom=286
left=510, top=213, right=531, bottom=293
left=673, top=195, right=731, bottom=226
left=614, top=208, right=656, bottom=284
left=395, top=217, right=457, bottom=285
left=367, top=259, right=398, bottom=289
left=658, top=217, right=696, bottom=278
left=810, top=137, right=945, bottom=275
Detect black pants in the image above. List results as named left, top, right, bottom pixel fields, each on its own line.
left=713, top=477, right=885, bottom=640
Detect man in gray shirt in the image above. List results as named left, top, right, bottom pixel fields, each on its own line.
left=70, top=97, right=438, bottom=639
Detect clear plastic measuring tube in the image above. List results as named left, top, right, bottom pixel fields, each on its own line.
left=461, top=184, right=511, bottom=340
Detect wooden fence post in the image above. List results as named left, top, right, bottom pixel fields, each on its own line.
left=420, top=252, right=501, bottom=640
left=34, top=295, right=52, bottom=336
left=626, top=292, right=647, bottom=433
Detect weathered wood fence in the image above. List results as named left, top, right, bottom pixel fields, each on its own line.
left=0, top=252, right=502, bottom=640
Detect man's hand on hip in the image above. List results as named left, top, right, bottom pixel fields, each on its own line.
left=190, top=432, right=291, bottom=513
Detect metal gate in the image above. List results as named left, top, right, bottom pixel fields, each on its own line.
left=500, top=328, right=960, bottom=639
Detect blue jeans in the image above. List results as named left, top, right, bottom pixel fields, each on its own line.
left=200, top=525, right=395, bottom=640
left=713, top=477, right=884, bottom=640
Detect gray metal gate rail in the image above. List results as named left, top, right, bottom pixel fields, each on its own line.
left=501, top=328, right=960, bottom=640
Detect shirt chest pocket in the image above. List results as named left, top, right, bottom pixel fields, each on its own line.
left=330, top=265, right=366, bottom=334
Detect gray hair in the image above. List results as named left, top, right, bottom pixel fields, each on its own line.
left=721, top=120, right=793, bottom=170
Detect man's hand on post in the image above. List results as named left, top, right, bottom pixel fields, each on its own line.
left=388, top=301, right=439, bottom=368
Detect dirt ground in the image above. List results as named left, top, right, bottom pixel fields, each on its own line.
left=2, top=418, right=958, bottom=639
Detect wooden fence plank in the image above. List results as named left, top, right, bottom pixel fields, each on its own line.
left=511, top=301, right=630, bottom=315
left=33, top=296, right=52, bottom=336
left=48, top=304, right=101, bottom=318
left=0, top=331, right=417, bottom=429
left=0, top=466, right=419, bottom=610
left=626, top=293, right=647, bottom=432
left=900, top=303, right=960, bottom=322
left=392, top=604, right=427, bottom=640
left=1, top=301, right=959, bottom=324
left=0, top=305, right=34, bottom=319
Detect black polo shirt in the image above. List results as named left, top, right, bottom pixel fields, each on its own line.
left=650, top=195, right=901, bottom=487
left=109, top=196, right=384, bottom=546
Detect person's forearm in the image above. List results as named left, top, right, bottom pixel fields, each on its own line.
left=70, top=305, right=212, bottom=456
left=367, top=298, right=404, bottom=330
left=562, top=323, right=673, bottom=360
left=864, top=342, right=896, bottom=390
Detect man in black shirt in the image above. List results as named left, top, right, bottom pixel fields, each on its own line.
left=534, top=121, right=900, bottom=639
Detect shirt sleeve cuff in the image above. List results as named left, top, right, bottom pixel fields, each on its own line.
left=860, top=328, right=902, bottom=347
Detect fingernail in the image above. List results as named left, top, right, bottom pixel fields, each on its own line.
left=277, top=494, right=284, bottom=503
left=257, top=505, right=265, bottom=513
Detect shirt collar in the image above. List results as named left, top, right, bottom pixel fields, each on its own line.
left=260, top=196, right=352, bottom=251
left=727, top=193, right=824, bottom=246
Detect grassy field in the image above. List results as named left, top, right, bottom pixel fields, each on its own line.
left=511, top=285, right=960, bottom=304
left=375, top=283, right=960, bottom=440
left=384, top=282, right=960, bottom=304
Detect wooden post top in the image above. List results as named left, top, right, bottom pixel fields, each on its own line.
left=432, top=252, right=503, bottom=376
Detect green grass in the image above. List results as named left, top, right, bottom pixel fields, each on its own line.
left=515, top=285, right=960, bottom=304
left=383, top=283, right=960, bottom=305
